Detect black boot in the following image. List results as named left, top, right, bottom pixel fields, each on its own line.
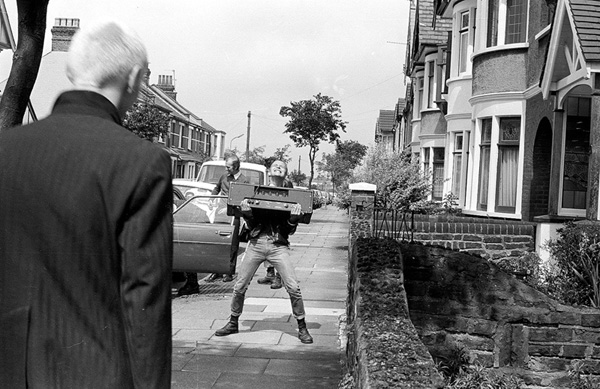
left=215, top=316, right=239, bottom=336
left=257, top=266, right=276, bottom=285
left=177, top=273, right=199, bottom=296
left=297, top=318, right=313, bottom=344
left=270, top=273, right=282, bottom=289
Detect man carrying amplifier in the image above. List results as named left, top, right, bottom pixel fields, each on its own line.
left=215, top=160, right=314, bottom=344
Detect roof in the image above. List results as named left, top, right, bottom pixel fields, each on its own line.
left=417, top=0, right=452, bottom=46
left=570, top=0, right=600, bottom=62
left=376, top=109, right=396, bottom=134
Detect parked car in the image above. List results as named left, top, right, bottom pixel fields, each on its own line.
left=173, top=179, right=213, bottom=200
left=171, top=195, right=241, bottom=274
left=173, top=186, right=185, bottom=210
left=196, top=160, right=268, bottom=191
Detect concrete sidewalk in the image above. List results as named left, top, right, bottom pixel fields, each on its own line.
left=171, top=206, right=350, bottom=388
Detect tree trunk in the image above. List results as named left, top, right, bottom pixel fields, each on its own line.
left=0, top=0, right=49, bottom=131
left=308, top=147, right=317, bottom=189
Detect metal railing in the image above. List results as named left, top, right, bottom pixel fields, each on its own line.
left=372, top=207, right=414, bottom=242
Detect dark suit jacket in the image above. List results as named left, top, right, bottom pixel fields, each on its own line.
left=0, top=91, right=173, bottom=388
left=211, top=172, right=249, bottom=196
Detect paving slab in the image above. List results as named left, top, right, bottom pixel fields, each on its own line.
left=171, top=207, right=350, bottom=388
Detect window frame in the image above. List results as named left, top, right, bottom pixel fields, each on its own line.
left=427, top=61, right=435, bottom=109
left=486, top=0, right=528, bottom=48
left=494, top=117, right=521, bottom=213
left=477, top=118, right=493, bottom=210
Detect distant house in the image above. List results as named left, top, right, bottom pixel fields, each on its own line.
left=374, top=109, right=396, bottom=152
left=403, top=0, right=453, bottom=202
left=0, top=17, right=225, bottom=178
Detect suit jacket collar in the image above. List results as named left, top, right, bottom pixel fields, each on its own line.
left=52, top=90, right=122, bottom=124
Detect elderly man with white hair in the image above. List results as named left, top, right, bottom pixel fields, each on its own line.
left=0, top=20, right=173, bottom=388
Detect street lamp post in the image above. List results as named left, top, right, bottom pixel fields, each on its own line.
left=230, top=133, right=244, bottom=150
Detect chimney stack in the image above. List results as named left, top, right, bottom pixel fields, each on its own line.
left=157, top=73, right=177, bottom=101
left=51, top=18, right=80, bottom=52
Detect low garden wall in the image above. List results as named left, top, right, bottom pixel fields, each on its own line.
left=344, top=237, right=444, bottom=388
left=344, top=187, right=600, bottom=388
left=402, top=213, right=536, bottom=260
left=402, top=243, right=600, bottom=387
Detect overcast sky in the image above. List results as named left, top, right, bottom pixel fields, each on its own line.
left=0, top=0, right=410, bottom=174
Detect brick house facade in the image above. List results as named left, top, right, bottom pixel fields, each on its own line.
left=401, top=0, right=600, bottom=258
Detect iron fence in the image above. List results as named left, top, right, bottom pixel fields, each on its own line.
left=373, top=207, right=414, bottom=242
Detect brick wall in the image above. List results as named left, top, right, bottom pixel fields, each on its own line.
left=406, top=214, right=536, bottom=260
left=402, top=243, right=600, bottom=387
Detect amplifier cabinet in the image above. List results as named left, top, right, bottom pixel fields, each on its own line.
left=227, top=183, right=313, bottom=224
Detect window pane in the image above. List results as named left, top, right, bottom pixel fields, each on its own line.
left=496, top=146, right=518, bottom=211
left=562, top=97, right=590, bottom=209
left=461, top=11, right=469, bottom=28
left=433, top=163, right=444, bottom=200
left=482, top=118, right=492, bottom=143
left=487, top=0, right=499, bottom=47
left=427, top=62, right=435, bottom=108
left=459, top=31, right=469, bottom=73
left=478, top=146, right=490, bottom=209
left=452, top=154, right=462, bottom=196
left=455, top=134, right=463, bottom=151
left=505, top=0, right=526, bottom=44
left=500, top=117, right=521, bottom=142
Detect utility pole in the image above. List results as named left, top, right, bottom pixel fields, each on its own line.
left=298, top=155, right=301, bottom=173
left=246, top=111, right=251, bottom=162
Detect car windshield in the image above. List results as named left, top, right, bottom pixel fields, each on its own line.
left=173, top=196, right=231, bottom=224
left=197, top=165, right=264, bottom=185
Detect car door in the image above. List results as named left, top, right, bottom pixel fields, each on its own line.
left=172, top=195, right=242, bottom=273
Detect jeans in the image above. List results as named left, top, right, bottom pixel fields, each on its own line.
left=231, top=236, right=306, bottom=319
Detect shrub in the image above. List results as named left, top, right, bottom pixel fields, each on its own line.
left=546, top=221, right=600, bottom=307
left=568, top=361, right=600, bottom=388
left=334, top=189, right=352, bottom=211
left=353, top=146, right=431, bottom=212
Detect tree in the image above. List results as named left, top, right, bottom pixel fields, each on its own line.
left=354, top=145, right=431, bottom=211
left=279, top=93, right=347, bottom=188
left=288, top=169, right=307, bottom=187
left=122, top=102, right=170, bottom=141
left=228, top=145, right=267, bottom=165
left=264, top=144, right=292, bottom=168
left=0, top=0, right=50, bottom=131
left=319, top=140, right=367, bottom=193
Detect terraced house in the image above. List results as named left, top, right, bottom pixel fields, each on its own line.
left=404, top=0, right=600, bottom=256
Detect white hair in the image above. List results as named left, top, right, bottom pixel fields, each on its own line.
left=66, top=20, right=147, bottom=88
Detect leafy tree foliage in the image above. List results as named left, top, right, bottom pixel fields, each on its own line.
left=280, top=93, right=347, bottom=188
left=354, top=145, right=431, bottom=211
left=0, top=0, right=50, bottom=130
left=264, top=144, right=292, bottom=168
left=288, top=170, right=307, bottom=186
left=122, top=102, right=170, bottom=141
left=227, top=145, right=266, bottom=164
left=319, top=140, right=367, bottom=192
